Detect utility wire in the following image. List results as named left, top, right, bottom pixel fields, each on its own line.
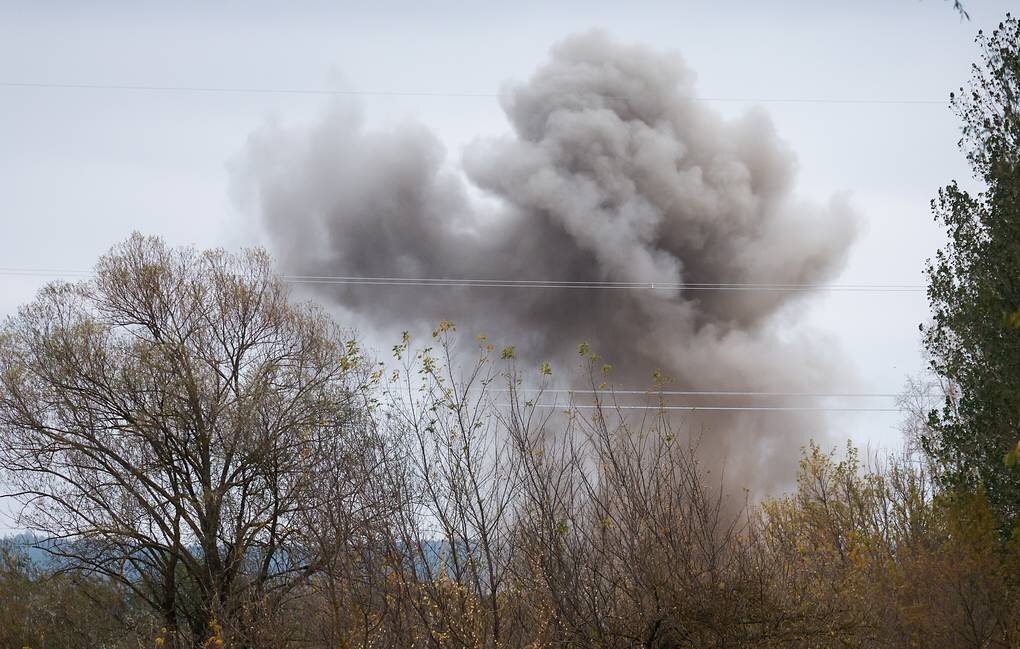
left=0, top=265, right=923, bottom=410
left=0, top=81, right=947, bottom=106
left=283, top=274, right=924, bottom=288
left=283, top=276, right=925, bottom=292
left=500, top=404, right=902, bottom=412
left=498, top=389, right=924, bottom=398
left=0, top=268, right=90, bottom=277
left=0, top=268, right=925, bottom=293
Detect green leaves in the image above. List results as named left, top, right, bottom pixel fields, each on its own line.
left=922, top=14, right=1020, bottom=524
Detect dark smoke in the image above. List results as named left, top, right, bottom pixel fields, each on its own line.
left=236, top=31, right=858, bottom=493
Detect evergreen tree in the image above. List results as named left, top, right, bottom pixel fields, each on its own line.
left=922, top=14, right=1020, bottom=523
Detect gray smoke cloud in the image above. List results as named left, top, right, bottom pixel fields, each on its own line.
left=236, top=31, right=858, bottom=493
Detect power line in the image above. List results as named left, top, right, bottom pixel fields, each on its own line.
left=0, top=265, right=923, bottom=413
left=0, top=268, right=90, bottom=277
left=0, top=81, right=498, bottom=99
left=499, top=389, right=921, bottom=398
left=0, top=81, right=947, bottom=106
left=0, top=269, right=926, bottom=292
left=284, top=274, right=923, bottom=288
left=0, top=268, right=924, bottom=293
left=501, top=403, right=902, bottom=412
left=282, top=275, right=925, bottom=292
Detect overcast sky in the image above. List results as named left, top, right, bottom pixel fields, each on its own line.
left=0, top=0, right=1013, bottom=461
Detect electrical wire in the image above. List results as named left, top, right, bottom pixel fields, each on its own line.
left=0, top=265, right=926, bottom=411
left=498, top=403, right=902, bottom=412
left=0, top=268, right=926, bottom=293
left=0, top=81, right=947, bottom=106
left=497, top=389, right=924, bottom=398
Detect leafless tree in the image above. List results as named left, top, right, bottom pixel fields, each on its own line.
left=897, top=350, right=960, bottom=475
left=0, top=234, right=374, bottom=647
left=375, top=326, right=532, bottom=648
left=503, top=361, right=761, bottom=647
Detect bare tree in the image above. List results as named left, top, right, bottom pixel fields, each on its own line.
left=503, top=360, right=761, bottom=648
left=897, top=350, right=959, bottom=476
left=381, top=333, right=781, bottom=648
left=0, top=234, right=373, bottom=647
left=377, top=325, right=529, bottom=648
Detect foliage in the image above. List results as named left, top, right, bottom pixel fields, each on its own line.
left=8, top=391, right=1020, bottom=648
left=5, top=225, right=1020, bottom=646
left=922, top=14, right=1020, bottom=524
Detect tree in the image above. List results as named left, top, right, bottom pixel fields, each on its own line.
left=0, top=234, right=374, bottom=647
left=921, top=15, right=1020, bottom=524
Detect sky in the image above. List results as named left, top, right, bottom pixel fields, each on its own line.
left=0, top=0, right=1013, bottom=468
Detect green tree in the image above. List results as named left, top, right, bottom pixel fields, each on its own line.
left=922, top=15, right=1020, bottom=524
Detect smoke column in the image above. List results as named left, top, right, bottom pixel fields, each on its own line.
left=237, top=31, right=859, bottom=493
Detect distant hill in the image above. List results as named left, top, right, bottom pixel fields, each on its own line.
left=2, top=533, right=465, bottom=580
left=1, top=532, right=63, bottom=567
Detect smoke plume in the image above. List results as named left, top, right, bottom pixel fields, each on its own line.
left=236, top=31, right=858, bottom=492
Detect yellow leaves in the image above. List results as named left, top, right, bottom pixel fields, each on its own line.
left=539, top=361, right=552, bottom=376
left=500, top=346, right=516, bottom=360
left=577, top=341, right=590, bottom=356
left=432, top=320, right=456, bottom=337
left=201, top=618, right=225, bottom=649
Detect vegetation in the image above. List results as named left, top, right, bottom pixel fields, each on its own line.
left=0, top=538, right=150, bottom=649
left=3, top=321, right=1020, bottom=647
left=921, top=14, right=1020, bottom=524
left=2, top=12, right=1019, bottom=649
left=0, top=235, right=379, bottom=646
